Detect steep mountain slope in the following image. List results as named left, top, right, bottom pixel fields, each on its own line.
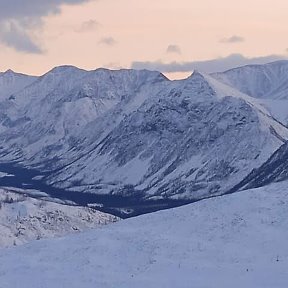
left=212, top=60, right=288, bottom=125
left=47, top=72, right=288, bottom=200
left=0, top=68, right=287, bottom=216
left=0, top=67, right=167, bottom=163
left=212, top=60, right=288, bottom=99
left=0, top=188, right=118, bottom=248
left=229, top=140, right=288, bottom=191
left=1, top=180, right=287, bottom=288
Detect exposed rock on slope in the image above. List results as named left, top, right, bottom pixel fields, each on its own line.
left=0, top=189, right=118, bottom=247
left=0, top=180, right=287, bottom=287
left=212, top=60, right=288, bottom=125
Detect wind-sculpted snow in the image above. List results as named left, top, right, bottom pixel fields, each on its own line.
left=0, top=181, right=287, bottom=287
left=0, top=64, right=287, bottom=211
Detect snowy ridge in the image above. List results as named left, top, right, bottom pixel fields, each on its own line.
left=0, top=69, right=37, bottom=100
left=205, top=72, right=288, bottom=137
left=0, top=180, right=287, bottom=287
left=212, top=60, right=288, bottom=99
left=0, top=189, right=118, bottom=248
left=212, top=60, right=288, bottom=125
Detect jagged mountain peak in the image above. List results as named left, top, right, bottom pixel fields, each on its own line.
left=1, top=69, right=25, bottom=77
left=1, top=62, right=288, bottom=216
left=3, top=69, right=15, bottom=75
left=0, top=69, right=38, bottom=100
left=0, top=69, right=36, bottom=78
left=90, top=68, right=169, bottom=85
left=186, top=69, right=207, bottom=80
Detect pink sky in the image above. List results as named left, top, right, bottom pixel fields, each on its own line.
left=0, top=0, right=287, bottom=78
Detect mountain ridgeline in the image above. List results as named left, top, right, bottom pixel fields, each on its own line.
left=0, top=61, right=288, bottom=217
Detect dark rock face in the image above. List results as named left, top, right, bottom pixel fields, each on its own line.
left=229, top=141, right=288, bottom=192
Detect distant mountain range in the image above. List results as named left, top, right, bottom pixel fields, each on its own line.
left=1, top=60, right=288, bottom=216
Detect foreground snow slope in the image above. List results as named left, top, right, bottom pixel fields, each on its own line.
left=1, top=181, right=287, bottom=288
left=0, top=189, right=118, bottom=247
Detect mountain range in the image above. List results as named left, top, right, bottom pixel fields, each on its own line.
left=1, top=60, right=288, bottom=287
left=0, top=61, right=288, bottom=217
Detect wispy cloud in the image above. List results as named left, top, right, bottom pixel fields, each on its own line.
left=131, top=54, right=287, bottom=73
left=220, top=35, right=245, bottom=44
left=99, top=37, right=117, bottom=46
left=0, top=0, right=92, bottom=53
left=166, top=44, right=181, bottom=54
left=76, top=19, right=99, bottom=33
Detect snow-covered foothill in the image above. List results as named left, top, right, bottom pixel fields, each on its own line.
left=0, top=189, right=118, bottom=247
left=0, top=180, right=287, bottom=287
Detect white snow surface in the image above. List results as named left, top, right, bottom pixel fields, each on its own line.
left=0, top=70, right=37, bottom=100
left=260, top=99, right=288, bottom=126
left=0, top=181, right=288, bottom=287
left=0, top=189, right=118, bottom=248
left=212, top=60, right=288, bottom=126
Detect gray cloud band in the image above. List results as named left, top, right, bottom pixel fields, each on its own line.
left=0, top=0, right=91, bottom=53
left=131, top=54, right=286, bottom=73
left=220, top=35, right=245, bottom=43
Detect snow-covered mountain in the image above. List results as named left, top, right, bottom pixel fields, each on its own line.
left=0, top=180, right=287, bottom=288
left=0, top=66, right=287, bottom=216
left=0, top=188, right=118, bottom=248
left=0, top=69, right=37, bottom=100
left=212, top=60, right=288, bottom=99
left=48, top=71, right=287, bottom=200
left=212, top=60, right=288, bottom=125
left=210, top=61, right=288, bottom=193
left=1, top=62, right=288, bottom=287
left=229, top=139, right=288, bottom=192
